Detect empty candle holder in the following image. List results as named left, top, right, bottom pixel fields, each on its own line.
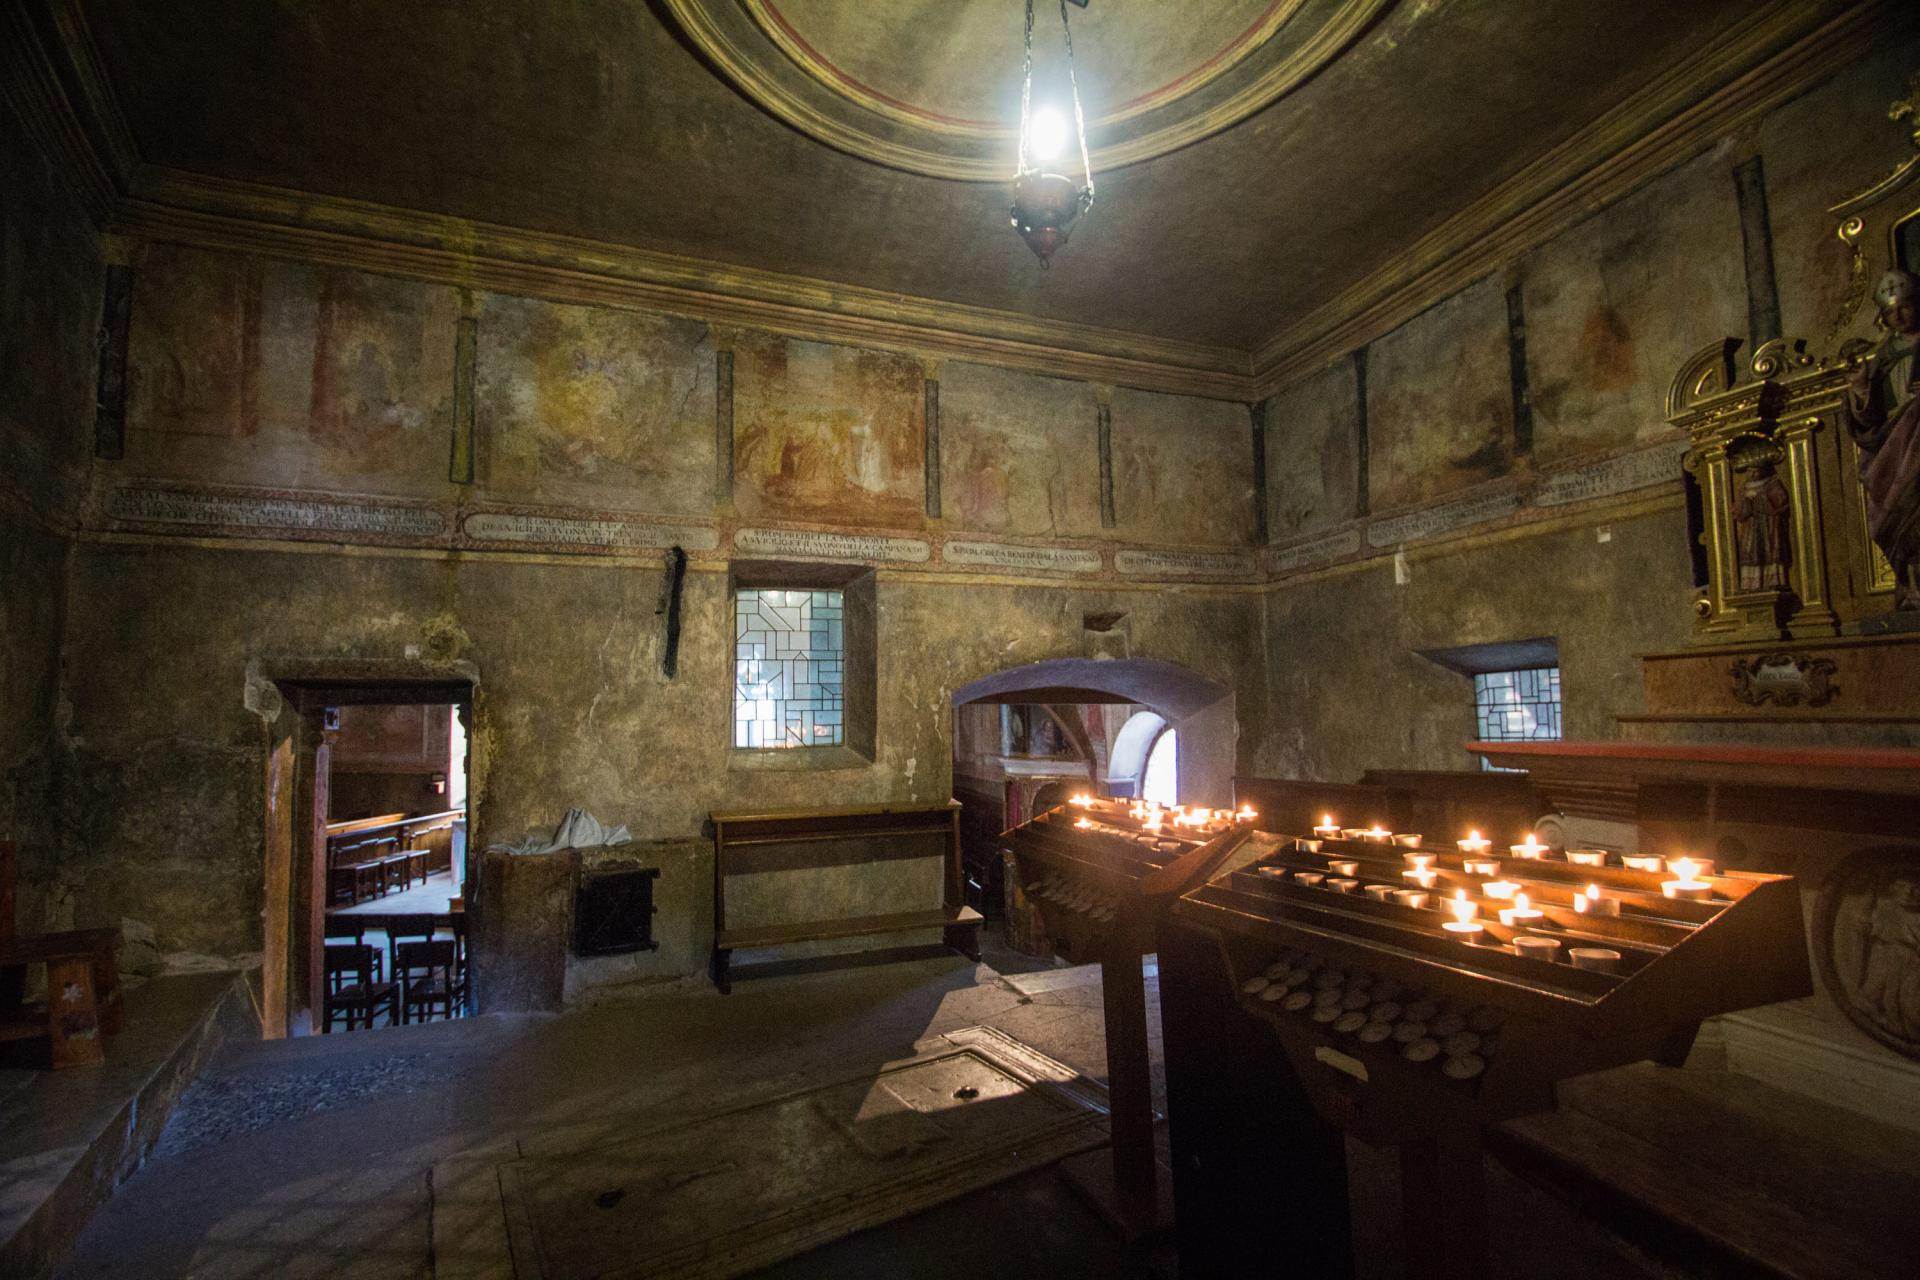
left=1402, top=852, right=1436, bottom=871
left=1363, top=884, right=1395, bottom=902
left=1622, top=855, right=1663, bottom=872
left=1391, top=889, right=1430, bottom=910
left=1295, top=871, right=1325, bottom=887
left=1480, top=880, right=1521, bottom=900
left=1462, top=858, right=1500, bottom=876
left=1296, top=837, right=1325, bottom=853
left=1566, top=849, right=1609, bottom=867
left=1328, top=859, right=1360, bottom=877
left=1327, top=877, right=1361, bottom=894
left=1570, top=947, right=1622, bottom=973
left=1392, top=833, right=1424, bottom=849
left=1512, top=936, right=1563, bottom=963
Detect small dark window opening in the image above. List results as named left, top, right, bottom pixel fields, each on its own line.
left=575, top=868, right=662, bottom=956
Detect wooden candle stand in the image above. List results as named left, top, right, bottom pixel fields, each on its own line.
left=998, top=800, right=1253, bottom=1236
left=1160, top=828, right=1812, bottom=1279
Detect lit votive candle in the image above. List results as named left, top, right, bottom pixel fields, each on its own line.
left=1457, top=830, right=1492, bottom=856
left=1566, top=849, right=1609, bottom=867
left=1402, top=868, right=1438, bottom=890
left=1662, top=857, right=1714, bottom=901
left=1403, top=852, right=1437, bottom=871
left=1236, top=806, right=1258, bottom=824
left=1073, top=816, right=1093, bottom=830
left=1481, top=879, right=1522, bottom=901
left=1070, top=793, right=1095, bottom=807
left=1510, top=834, right=1549, bottom=860
left=1363, top=884, right=1395, bottom=902
left=1666, top=856, right=1714, bottom=876
left=1328, top=877, right=1361, bottom=894
left=1570, top=947, right=1623, bottom=973
left=1295, top=871, right=1326, bottom=887
left=1622, top=854, right=1663, bottom=872
left=1313, top=814, right=1340, bottom=838
left=1512, top=935, right=1563, bottom=963
left=1499, top=892, right=1545, bottom=927
left=1443, top=891, right=1485, bottom=943
left=1572, top=884, right=1621, bottom=917
left=1463, top=858, right=1501, bottom=877
left=1328, top=859, right=1360, bottom=877
left=1358, top=825, right=1394, bottom=844
left=1392, top=889, right=1430, bottom=909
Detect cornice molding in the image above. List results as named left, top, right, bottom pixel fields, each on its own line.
left=1249, top=0, right=1906, bottom=396
left=112, top=168, right=1255, bottom=401
left=0, top=0, right=116, bottom=223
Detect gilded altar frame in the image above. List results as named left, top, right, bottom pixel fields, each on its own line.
left=1672, top=73, right=1920, bottom=644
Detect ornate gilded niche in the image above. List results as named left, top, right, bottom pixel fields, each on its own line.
left=1672, top=74, right=1920, bottom=644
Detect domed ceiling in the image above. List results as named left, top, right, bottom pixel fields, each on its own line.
left=662, top=0, right=1392, bottom=177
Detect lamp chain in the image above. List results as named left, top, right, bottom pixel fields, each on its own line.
left=1018, top=0, right=1035, bottom=174
left=1059, top=0, right=1094, bottom=202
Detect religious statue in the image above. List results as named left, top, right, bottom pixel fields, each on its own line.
left=1844, top=269, right=1920, bottom=609
left=1731, top=448, right=1791, bottom=592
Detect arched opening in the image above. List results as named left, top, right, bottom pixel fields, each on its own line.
left=1143, top=728, right=1179, bottom=807
left=950, top=657, right=1235, bottom=930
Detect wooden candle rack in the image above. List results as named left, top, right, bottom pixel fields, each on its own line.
left=999, top=798, right=1253, bottom=1234
left=1160, top=827, right=1812, bottom=1280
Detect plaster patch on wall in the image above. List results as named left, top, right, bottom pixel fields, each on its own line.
left=938, top=362, right=1101, bottom=538
left=733, top=336, right=924, bottom=527
left=475, top=293, right=715, bottom=514
left=1109, top=388, right=1256, bottom=546
left=1366, top=276, right=1514, bottom=509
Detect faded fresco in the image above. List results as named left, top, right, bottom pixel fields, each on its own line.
left=1263, top=358, right=1360, bottom=541
left=1366, top=276, right=1514, bottom=510
left=732, top=334, right=924, bottom=528
left=1522, top=153, right=1744, bottom=465
left=1109, top=388, right=1255, bottom=546
left=1762, top=34, right=1920, bottom=352
left=476, top=294, right=715, bottom=514
left=125, top=245, right=457, bottom=495
left=938, top=361, right=1100, bottom=537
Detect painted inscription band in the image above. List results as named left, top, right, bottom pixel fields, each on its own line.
left=943, top=541, right=1103, bottom=574
left=1113, top=548, right=1258, bottom=578
left=1367, top=493, right=1521, bottom=549
left=1267, top=529, right=1363, bottom=575
left=734, top=527, right=932, bottom=564
left=1534, top=439, right=1688, bottom=508
left=107, top=486, right=446, bottom=537
left=464, top=512, right=720, bottom=552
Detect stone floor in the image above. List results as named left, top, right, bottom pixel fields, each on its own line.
left=48, top=942, right=1685, bottom=1279
left=334, top=870, right=461, bottom=918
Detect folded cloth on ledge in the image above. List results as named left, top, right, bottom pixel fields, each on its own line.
left=491, top=807, right=632, bottom=855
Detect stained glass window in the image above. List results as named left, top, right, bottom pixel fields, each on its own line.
left=1474, top=667, right=1561, bottom=769
left=734, top=589, right=844, bottom=749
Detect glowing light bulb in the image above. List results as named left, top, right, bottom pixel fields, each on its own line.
left=1028, top=106, right=1069, bottom=164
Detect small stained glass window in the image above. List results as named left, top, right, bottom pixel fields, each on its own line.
left=1474, top=667, right=1561, bottom=769
left=734, top=589, right=844, bottom=749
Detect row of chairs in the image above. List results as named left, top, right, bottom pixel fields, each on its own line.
left=323, top=914, right=467, bottom=1032
left=328, top=839, right=432, bottom=907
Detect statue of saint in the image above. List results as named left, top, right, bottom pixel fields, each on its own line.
left=1733, top=455, right=1791, bottom=591
left=1845, top=269, right=1920, bottom=608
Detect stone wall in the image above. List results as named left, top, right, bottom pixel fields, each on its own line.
left=1, top=98, right=99, bottom=931
left=1250, top=36, right=1920, bottom=781
left=48, top=235, right=1267, bottom=976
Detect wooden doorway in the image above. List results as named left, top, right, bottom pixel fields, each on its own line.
left=261, top=677, right=473, bottom=1038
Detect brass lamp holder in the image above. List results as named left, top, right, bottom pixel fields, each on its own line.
left=1010, top=0, right=1096, bottom=267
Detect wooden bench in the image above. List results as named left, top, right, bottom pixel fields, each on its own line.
left=0, top=842, right=124, bottom=1068
left=709, top=803, right=983, bottom=994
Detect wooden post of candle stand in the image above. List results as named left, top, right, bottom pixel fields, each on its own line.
left=1399, top=1130, right=1488, bottom=1280
left=1100, top=943, right=1157, bottom=1225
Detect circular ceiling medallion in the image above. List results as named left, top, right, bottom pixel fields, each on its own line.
left=662, top=0, right=1394, bottom=180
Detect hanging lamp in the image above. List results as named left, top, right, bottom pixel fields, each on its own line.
left=1009, top=0, right=1095, bottom=267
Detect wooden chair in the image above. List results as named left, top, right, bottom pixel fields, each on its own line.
left=385, top=913, right=437, bottom=979
left=323, top=916, right=382, bottom=981
left=322, top=944, right=396, bottom=1032
left=396, top=939, right=458, bottom=1023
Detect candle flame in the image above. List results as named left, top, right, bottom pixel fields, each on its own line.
left=1585, top=884, right=1600, bottom=901
left=1322, top=814, right=1333, bottom=827
left=1469, top=830, right=1481, bottom=841
left=1673, top=857, right=1699, bottom=881
left=1514, top=892, right=1531, bottom=912
left=1450, top=890, right=1475, bottom=923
